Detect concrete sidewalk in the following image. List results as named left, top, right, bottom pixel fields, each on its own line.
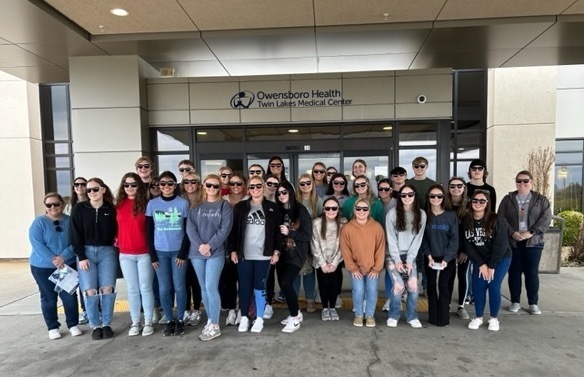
left=1, top=260, right=583, bottom=377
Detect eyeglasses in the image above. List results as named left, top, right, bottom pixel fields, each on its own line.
left=392, top=173, right=406, bottom=178
left=123, top=182, right=138, bottom=188
left=299, top=181, right=312, bottom=187
left=73, top=182, right=86, bottom=187
left=45, top=202, right=61, bottom=208
left=413, top=164, right=426, bottom=169
left=470, top=166, right=484, bottom=171
left=378, top=187, right=391, bottom=192
left=53, top=220, right=62, bottom=232
left=313, top=169, right=325, bottom=174
left=87, top=187, right=102, bottom=193
left=220, top=173, right=232, bottom=178
left=472, top=198, right=488, bottom=204
left=205, top=183, right=220, bottom=189
left=354, top=206, right=369, bottom=212
left=137, top=164, right=150, bottom=169
left=150, top=183, right=160, bottom=189
left=354, top=182, right=368, bottom=188
left=429, top=194, right=444, bottom=199
left=229, top=181, right=243, bottom=186
left=516, top=179, right=531, bottom=184
left=183, top=179, right=199, bottom=185
left=249, top=169, right=262, bottom=175
left=265, top=181, right=279, bottom=188
left=179, top=167, right=192, bottom=173
left=269, top=163, right=282, bottom=168
left=276, top=190, right=288, bottom=197
left=248, top=184, right=263, bottom=190
left=400, top=192, right=415, bottom=198
left=332, top=180, right=345, bottom=186
left=158, top=181, right=175, bottom=187
left=324, top=206, right=339, bottom=211
left=449, top=184, right=464, bottom=189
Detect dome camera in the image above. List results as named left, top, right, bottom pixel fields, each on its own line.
left=417, top=95, right=427, bottom=104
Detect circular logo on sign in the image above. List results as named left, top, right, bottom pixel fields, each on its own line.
left=230, top=91, right=255, bottom=109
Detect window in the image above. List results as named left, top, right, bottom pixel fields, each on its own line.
left=555, top=139, right=584, bottom=213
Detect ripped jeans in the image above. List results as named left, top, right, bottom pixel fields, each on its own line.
left=387, top=256, right=419, bottom=322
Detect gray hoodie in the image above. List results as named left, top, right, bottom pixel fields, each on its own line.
left=187, top=200, right=233, bottom=259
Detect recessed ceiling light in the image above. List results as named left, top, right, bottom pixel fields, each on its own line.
left=288, top=129, right=299, bottom=133
left=110, top=8, right=129, bottom=17
left=383, top=126, right=393, bottom=130
left=197, top=131, right=208, bottom=135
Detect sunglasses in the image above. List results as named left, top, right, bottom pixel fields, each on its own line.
left=429, top=194, right=444, bottom=199
left=179, top=167, right=192, bottom=173
left=137, top=164, right=150, bottom=169
left=53, top=220, right=62, bottom=232
left=123, top=182, right=138, bottom=188
left=313, top=169, right=325, bottom=174
left=183, top=179, right=199, bottom=185
left=327, top=171, right=336, bottom=176
left=470, top=166, right=484, bottom=171
left=220, top=173, right=232, bottom=178
left=158, top=181, right=175, bottom=187
left=73, top=182, right=86, bottom=187
left=248, top=184, right=263, bottom=190
left=449, top=184, right=464, bottom=189
left=150, top=183, right=160, bottom=189
left=299, top=181, right=312, bottom=187
left=229, top=181, right=243, bottom=186
left=516, top=179, right=531, bottom=184
left=354, top=182, right=368, bottom=188
left=249, top=170, right=262, bottom=175
left=276, top=190, right=288, bottom=197
left=413, top=164, right=426, bottom=169
left=45, top=202, right=61, bottom=209
left=400, top=192, right=415, bottom=198
left=270, top=163, right=282, bottom=168
left=324, top=206, right=339, bottom=211
left=354, top=206, right=369, bottom=212
left=392, top=173, right=406, bottom=178
left=87, top=187, right=102, bottom=193
left=378, top=187, right=391, bottom=192
left=205, top=183, right=220, bottom=189
left=472, top=198, right=488, bottom=204
left=332, top=180, right=346, bottom=186
left=266, top=181, right=279, bottom=188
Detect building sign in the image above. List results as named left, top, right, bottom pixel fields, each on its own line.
left=230, top=89, right=353, bottom=109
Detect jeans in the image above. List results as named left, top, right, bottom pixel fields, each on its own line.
left=384, top=265, right=394, bottom=299
left=30, top=265, right=79, bottom=330
left=237, top=259, right=270, bottom=319
left=192, top=256, right=225, bottom=325
left=388, top=257, right=419, bottom=322
left=78, top=246, right=117, bottom=328
left=425, top=258, right=455, bottom=326
left=508, top=242, right=543, bottom=305
left=351, top=273, right=378, bottom=317
left=119, top=253, right=154, bottom=325
left=155, top=250, right=187, bottom=321
left=278, top=263, right=301, bottom=317
left=293, top=270, right=316, bottom=300
left=316, top=267, right=342, bottom=309
left=473, top=257, right=511, bottom=318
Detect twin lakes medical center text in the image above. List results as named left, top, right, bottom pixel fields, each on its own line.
left=256, top=89, right=352, bottom=108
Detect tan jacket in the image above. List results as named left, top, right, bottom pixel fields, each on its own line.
left=311, top=217, right=346, bottom=269
left=340, top=218, right=385, bottom=274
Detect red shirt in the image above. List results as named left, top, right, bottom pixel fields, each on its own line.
left=116, top=198, right=148, bottom=254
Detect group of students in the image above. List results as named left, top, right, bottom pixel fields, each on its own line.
left=29, top=155, right=551, bottom=342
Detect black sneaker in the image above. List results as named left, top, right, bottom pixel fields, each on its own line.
left=102, top=326, right=114, bottom=339
left=175, top=320, right=185, bottom=336
left=163, top=320, right=175, bottom=336
left=92, top=327, right=103, bottom=340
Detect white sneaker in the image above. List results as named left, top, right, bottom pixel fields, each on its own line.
left=386, top=318, right=398, bottom=328
left=529, top=304, right=541, bottom=315
left=329, top=308, right=340, bottom=321
left=251, top=318, right=264, bottom=333
left=282, top=316, right=301, bottom=333
left=407, top=319, right=422, bottom=328
left=263, top=304, right=273, bottom=319
left=335, top=296, right=342, bottom=309
left=488, top=318, right=500, bottom=331
left=189, top=310, right=202, bottom=326
left=203, top=319, right=211, bottom=333
left=183, top=310, right=191, bottom=324
left=238, top=316, right=249, bottom=332
left=280, top=311, right=303, bottom=325
left=128, top=324, right=140, bottom=336
left=508, top=302, right=521, bottom=313
left=382, top=299, right=390, bottom=312
left=78, top=312, right=88, bottom=325
left=69, top=326, right=82, bottom=337
left=225, top=309, right=237, bottom=326
left=159, top=314, right=169, bottom=324
left=235, top=309, right=242, bottom=325
left=142, top=323, right=154, bottom=336
left=152, top=309, right=161, bottom=324
left=321, top=308, right=331, bottom=321
left=48, top=329, right=61, bottom=340
left=468, top=318, right=483, bottom=330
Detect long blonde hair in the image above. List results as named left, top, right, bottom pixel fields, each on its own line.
left=180, top=172, right=203, bottom=208
left=296, top=173, right=318, bottom=218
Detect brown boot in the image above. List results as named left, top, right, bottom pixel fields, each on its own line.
left=306, top=299, right=316, bottom=313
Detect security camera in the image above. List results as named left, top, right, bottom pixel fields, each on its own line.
left=417, top=95, right=427, bottom=104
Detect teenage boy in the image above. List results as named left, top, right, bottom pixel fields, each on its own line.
left=178, top=160, right=196, bottom=179
left=389, top=167, right=407, bottom=199
left=350, top=159, right=378, bottom=196
left=466, top=159, right=497, bottom=212
left=407, top=156, right=436, bottom=210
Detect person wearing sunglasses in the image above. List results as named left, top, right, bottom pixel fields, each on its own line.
left=276, top=181, right=312, bottom=333
left=325, top=173, right=350, bottom=208
left=407, top=157, right=436, bottom=211
left=341, top=176, right=384, bottom=224
left=266, top=156, right=289, bottom=185
left=135, top=157, right=155, bottom=192
left=325, top=167, right=338, bottom=185
left=311, top=162, right=328, bottom=198
left=30, top=192, right=81, bottom=340
left=463, top=190, right=511, bottom=331
left=498, top=170, right=551, bottom=316
left=70, top=178, right=118, bottom=340
left=263, top=174, right=280, bottom=203
left=294, top=173, right=323, bottom=314
left=421, top=184, right=458, bottom=327
left=311, top=197, right=346, bottom=321
left=218, top=166, right=234, bottom=196
left=389, top=167, right=408, bottom=199
left=341, top=199, right=385, bottom=328
left=146, top=171, right=190, bottom=337
left=247, top=164, right=265, bottom=181
left=467, top=159, right=497, bottom=212
left=385, top=185, right=426, bottom=329
left=228, top=176, right=283, bottom=333
left=115, top=172, right=154, bottom=336
left=377, top=178, right=395, bottom=313
left=149, top=176, right=161, bottom=199
left=186, top=174, right=233, bottom=341
left=177, top=159, right=195, bottom=179
left=446, top=177, right=472, bottom=319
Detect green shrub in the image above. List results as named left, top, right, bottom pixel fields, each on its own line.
left=568, top=222, right=584, bottom=265
left=556, top=210, right=584, bottom=247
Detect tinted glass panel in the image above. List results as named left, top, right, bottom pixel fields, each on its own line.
left=343, top=124, right=393, bottom=139
left=399, top=123, right=437, bottom=146
left=555, top=165, right=583, bottom=213
left=556, top=140, right=584, bottom=152
left=157, top=154, right=190, bottom=177
left=246, top=126, right=339, bottom=141
left=196, top=128, right=243, bottom=142
left=156, top=129, right=190, bottom=151
left=51, top=86, right=69, bottom=140
left=556, top=153, right=583, bottom=165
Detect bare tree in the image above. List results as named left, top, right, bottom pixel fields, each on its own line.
left=525, top=146, right=555, bottom=200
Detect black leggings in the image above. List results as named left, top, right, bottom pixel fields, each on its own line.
left=185, top=259, right=202, bottom=311
left=426, top=258, right=455, bottom=326
left=448, top=257, right=470, bottom=306
left=278, top=263, right=301, bottom=317
left=316, top=267, right=342, bottom=309
left=219, top=258, right=238, bottom=310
